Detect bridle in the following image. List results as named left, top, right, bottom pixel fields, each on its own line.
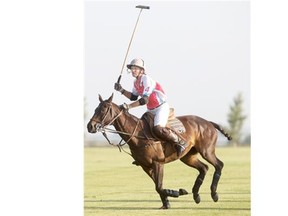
left=89, top=102, right=159, bottom=156
left=89, top=103, right=124, bottom=135
left=89, top=103, right=151, bottom=150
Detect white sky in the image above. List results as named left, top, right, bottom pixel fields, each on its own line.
left=85, top=1, right=250, bottom=140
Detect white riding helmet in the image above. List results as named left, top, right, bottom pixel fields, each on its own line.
left=127, top=58, right=145, bottom=70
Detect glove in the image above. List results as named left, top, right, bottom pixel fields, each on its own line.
left=120, top=103, right=129, bottom=111
left=114, top=83, right=124, bottom=94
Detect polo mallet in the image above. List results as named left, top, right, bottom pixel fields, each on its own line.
left=116, top=5, right=150, bottom=84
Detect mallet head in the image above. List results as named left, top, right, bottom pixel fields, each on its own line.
left=136, top=5, right=150, bottom=10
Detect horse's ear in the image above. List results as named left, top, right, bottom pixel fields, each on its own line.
left=107, top=93, right=114, bottom=103
left=98, top=94, right=103, bottom=102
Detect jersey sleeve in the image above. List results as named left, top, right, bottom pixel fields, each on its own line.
left=142, top=75, right=155, bottom=97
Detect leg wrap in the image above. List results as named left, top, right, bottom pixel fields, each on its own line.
left=212, top=172, right=221, bottom=185
left=192, top=178, right=204, bottom=194
left=163, top=189, right=180, bottom=197
left=211, top=172, right=221, bottom=192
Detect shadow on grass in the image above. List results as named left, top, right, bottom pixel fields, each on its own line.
left=85, top=205, right=250, bottom=211
left=85, top=199, right=159, bottom=203
left=84, top=198, right=250, bottom=212
left=85, top=198, right=250, bottom=203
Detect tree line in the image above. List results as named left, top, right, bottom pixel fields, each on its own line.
left=226, top=92, right=250, bottom=146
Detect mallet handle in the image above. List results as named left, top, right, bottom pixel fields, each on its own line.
left=117, top=5, right=149, bottom=84
left=117, top=75, right=122, bottom=84
left=119, top=9, right=143, bottom=79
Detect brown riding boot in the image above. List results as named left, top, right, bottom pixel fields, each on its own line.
left=153, top=125, right=187, bottom=157
left=168, top=132, right=187, bottom=157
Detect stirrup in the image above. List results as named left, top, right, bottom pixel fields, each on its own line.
left=175, top=142, right=187, bottom=157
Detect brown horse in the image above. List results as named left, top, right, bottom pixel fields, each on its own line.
left=87, top=94, right=232, bottom=209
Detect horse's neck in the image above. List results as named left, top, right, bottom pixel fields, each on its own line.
left=113, top=112, right=141, bottom=140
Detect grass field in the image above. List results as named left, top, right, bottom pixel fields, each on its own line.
left=84, top=146, right=250, bottom=216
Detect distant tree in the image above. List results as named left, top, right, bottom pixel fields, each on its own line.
left=227, top=93, right=247, bottom=146
left=242, top=133, right=251, bottom=146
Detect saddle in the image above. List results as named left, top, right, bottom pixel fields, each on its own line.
left=141, top=108, right=186, bottom=140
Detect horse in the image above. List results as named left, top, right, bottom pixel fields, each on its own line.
left=87, top=93, right=232, bottom=209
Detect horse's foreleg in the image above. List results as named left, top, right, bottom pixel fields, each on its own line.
left=152, top=162, right=171, bottom=209
left=141, top=163, right=170, bottom=209
left=142, top=161, right=187, bottom=209
left=152, top=162, right=189, bottom=208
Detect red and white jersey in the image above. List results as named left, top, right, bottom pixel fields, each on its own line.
left=132, top=74, right=167, bottom=110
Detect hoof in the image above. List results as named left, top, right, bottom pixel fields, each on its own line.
left=159, top=204, right=170, bottom=209
left=179, top=188, right=188, bottom=196
left=193, top=194, right=201, bottom=204
left=211, top=192, right=219, bottom=202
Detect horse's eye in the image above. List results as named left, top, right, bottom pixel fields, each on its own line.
left=100, top=104, right=108, bottom=113
left=102, top=103, right=109, bottom=109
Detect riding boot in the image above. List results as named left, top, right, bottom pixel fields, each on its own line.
left=168, top=132, right=187, bottom=157
left=153, top=125, right=187, bottom=157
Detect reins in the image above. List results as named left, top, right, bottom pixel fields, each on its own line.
left=91, top=105, right=156, bottom=156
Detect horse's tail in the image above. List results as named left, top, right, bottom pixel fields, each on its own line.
left=210, top=121, right=232, bottom=141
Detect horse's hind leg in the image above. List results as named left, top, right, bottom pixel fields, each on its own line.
left=180, top=147, right=209, bottom=204
left=200, top=148, right=224, bottom=202
left=210, top=156, right=224, bottom=202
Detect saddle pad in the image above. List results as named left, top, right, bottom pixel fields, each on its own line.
left=167, top=118, right=186, bottom=133
left=166, top=108, right=186, bottom=133
left=141, top=108, right=186, bottom=136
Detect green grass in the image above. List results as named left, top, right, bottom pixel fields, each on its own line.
left=84, top=146, right=250, bottom=216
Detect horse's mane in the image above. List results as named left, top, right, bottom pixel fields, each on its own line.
left=112, top=102, right=142, bottom=123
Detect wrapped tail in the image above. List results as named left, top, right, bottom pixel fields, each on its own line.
left=210, top=121, right=232, bottom=141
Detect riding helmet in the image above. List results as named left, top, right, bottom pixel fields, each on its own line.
left=127, top=58, right=145, bottom=70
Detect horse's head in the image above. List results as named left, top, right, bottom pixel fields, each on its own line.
left=87, top=93, right=120, bottom=133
